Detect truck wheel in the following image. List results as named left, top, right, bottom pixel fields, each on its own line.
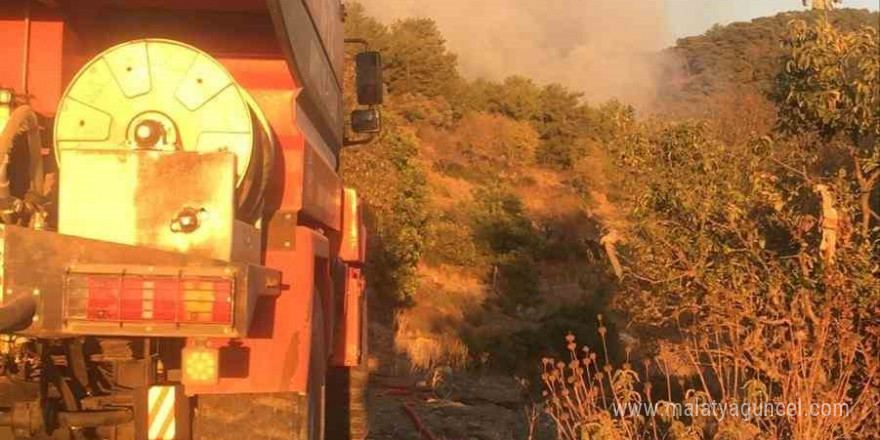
left=326, top=362, right=370, bottom=440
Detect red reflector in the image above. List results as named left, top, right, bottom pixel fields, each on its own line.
left=86, top=277, right=120, bottom=320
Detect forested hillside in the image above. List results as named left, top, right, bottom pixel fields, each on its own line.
left=342, top=5, right=879, bottom=438
left=342, top=2, right=630, bottom=372
left=343, top=3, right=877, bottom=368
left=659, top=8, right=878, bottom=116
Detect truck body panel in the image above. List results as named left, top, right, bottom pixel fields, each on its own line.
left=0, top=0, right=371, bottom=437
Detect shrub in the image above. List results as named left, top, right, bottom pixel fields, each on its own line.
left=394, top=304, right=469, bottom=371
left=544, top=303, right=879, bottom=440
left=454, top=113, right=540, bottom=172
left=340, top=111, right=428, bottom=302
left=388, top=92, right=456, bottom=129
left=556, top=18, right=880, bottom=440
left=424, top=218, right=483, bottom=267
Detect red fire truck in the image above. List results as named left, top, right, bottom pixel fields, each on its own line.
left=0, top=1, right=382, bottom=439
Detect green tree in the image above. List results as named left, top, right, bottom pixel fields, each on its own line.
left=384, top=18, right=462, bottom=100
left=343, top=2, right=389, bottom=112
left=485, top=76, right=543, bottom=122
left=340, top=111, right=428, bottom=302
left=534, top=84, right=593, bottom=169
left=471, top=185, right=543, bottom=313
left=343, top=2, right=389, bottom=49
left=776, top=18, right=879, bottom=234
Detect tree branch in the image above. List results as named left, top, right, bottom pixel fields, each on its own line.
left=771, top=156, right=814, bottom=184
left=850, top=149, right=879, bottom=235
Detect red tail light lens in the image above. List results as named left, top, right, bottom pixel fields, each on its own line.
left=67, top=274, right=233, bottom=325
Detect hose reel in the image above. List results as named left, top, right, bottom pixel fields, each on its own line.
left=53, top=39, right=274, bottom=222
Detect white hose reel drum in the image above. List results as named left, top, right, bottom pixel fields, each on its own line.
left=54, top=39, right=273, bottom=221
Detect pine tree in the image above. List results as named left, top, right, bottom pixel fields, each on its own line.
left=384, top=18, right=462, bottom=100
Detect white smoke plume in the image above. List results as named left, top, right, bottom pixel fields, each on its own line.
left=359, top=0, right=671, bottom=107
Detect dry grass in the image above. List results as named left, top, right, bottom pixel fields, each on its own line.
left=516, top=167, right=576, bottom=215
left=393, top=323, right=468, bottom=371
left=426, top=170, right=475, bottom=211
left=393, top=265, right=486, bottom=371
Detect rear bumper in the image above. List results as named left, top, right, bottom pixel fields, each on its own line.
left=0, top=224, right=279, bottom=338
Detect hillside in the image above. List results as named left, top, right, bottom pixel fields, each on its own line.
left=344, top=2, right=877, bottom=367
left=658, top=8, right=878, bottom=118
left=341, top=5, right=879, bottom=438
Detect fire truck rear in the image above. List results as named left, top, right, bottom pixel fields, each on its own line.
left=0, top=1, right=382, bottom=439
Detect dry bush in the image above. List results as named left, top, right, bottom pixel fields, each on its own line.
left=393, top=266, right=485, bottom=371
left=542, top=299, right=878, bottom=440
left=542, top=319, right=647, bottom=440
left=451, top=112, right=539, bottom=172
left=393, top=320, right=468, bottom=371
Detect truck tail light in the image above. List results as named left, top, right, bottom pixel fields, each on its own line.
left=182, top=347, right=219, bottom=385
left=66, top=274, right=233, bottom=325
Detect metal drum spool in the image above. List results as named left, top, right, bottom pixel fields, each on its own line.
left=54, top=39, right=273, bottom=222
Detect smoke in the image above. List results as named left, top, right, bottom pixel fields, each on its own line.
left=359, top=0, right=672, bottom=107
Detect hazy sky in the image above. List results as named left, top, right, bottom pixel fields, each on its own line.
left=667, top=0, right=880, bottom=42
left=361, top=0, right=878, bottom=105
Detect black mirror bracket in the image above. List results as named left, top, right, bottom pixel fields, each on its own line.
left=343, top=133, right=377, bottom=147
left=344, top=38, right=384, bottom=147
left=344, top=38, right=370, bottom=51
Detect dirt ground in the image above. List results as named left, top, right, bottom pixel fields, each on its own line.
left=364, top=324, right=556, bottom=440
left=366, top=370, right=553, bottom=440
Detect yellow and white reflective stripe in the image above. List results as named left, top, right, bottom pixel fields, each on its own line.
left=148, top=386, right=176, bottom=440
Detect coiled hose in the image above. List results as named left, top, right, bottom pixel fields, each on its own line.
left=0, top=106, right=43, bottom=332
left=0, top=295, right=36, bottom=333
left=0, top=105, right=45, bottom=200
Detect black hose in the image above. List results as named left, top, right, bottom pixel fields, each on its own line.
left=58, top=409, right=133, bottom=428
left=0, top=105, right=45, bottom=199
left=0, top=295, right=36, bottom=333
